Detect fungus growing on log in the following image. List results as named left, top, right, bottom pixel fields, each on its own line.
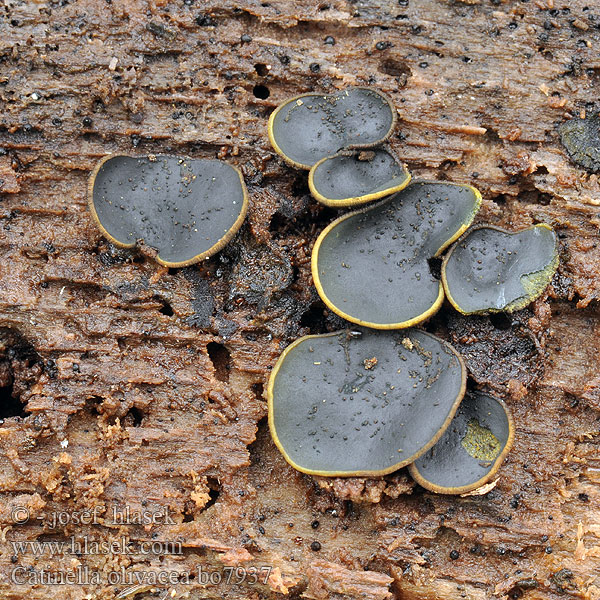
left=311, top=181, right=481, bottom=329
left=268, top=88, right=396, bottom=169
left=268, top=328, right=466, bottom=476
left=88, top=154, right=247, bottom=267
left=308, top=148, right=410, bottom=208
left=442, top=225, right=558, bottom=315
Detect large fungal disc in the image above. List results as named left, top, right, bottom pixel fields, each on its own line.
left=409, top=391, right=514, bottom=494
left=442, top=224, right=558, bottom=315
left=268, top=328, right=467, bottom=476
left=268, top=87, right=396, bottom=169
left=309, top=149, right=411, bottom=208
left=312, top=181, right=482, bottom=329
left=88, top=155, right=248, bottom=267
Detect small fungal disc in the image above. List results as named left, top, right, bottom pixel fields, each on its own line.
left=88, top=155, right=248, bottom=267
left=268, top=328, right=466, bottom=476
left=308, top=149, right=411, bottom=208
left=409, top=391, right=514, bottom=494
left=442, top=224, right=558, bottom=315
left=558, top=115, right=600, bottom=173
left=312, top=181, right=482, bottom=329
left=268, top=87, right=396, bottom=169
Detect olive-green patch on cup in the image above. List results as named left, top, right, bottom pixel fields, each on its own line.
left=409, top=391, right=514, bottom=494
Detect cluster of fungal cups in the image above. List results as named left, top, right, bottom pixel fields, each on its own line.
left=267, top=88, right=559, bottom=494
left=85, top=89, right=558, bottom=496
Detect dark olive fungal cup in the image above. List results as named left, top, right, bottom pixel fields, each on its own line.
left=442, top=224, right=558, bottom=315
left=308, top=149, right=411, bottom=208
left=311, top=181, right=482, bottom=329
left=88, top=155, right=248, bottom=267
left=268, top=87, right=397, bottom=169
left=558, top=115, right=600, bottom=173
left=268, top=328, right=467, bottom=476
left=409, top=391, right=514, bottom=494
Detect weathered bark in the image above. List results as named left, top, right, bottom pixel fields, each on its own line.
left=0, top=0, right=599, bottom=598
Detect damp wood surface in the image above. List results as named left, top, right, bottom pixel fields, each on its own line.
left=0, top=1, right=599, bottom=599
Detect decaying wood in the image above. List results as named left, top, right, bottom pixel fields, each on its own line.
left=0, top=0, right=599, bottom=598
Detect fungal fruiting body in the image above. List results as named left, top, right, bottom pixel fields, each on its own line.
left=311, top=181, right=482, bottom=329
left=409, top=391, right=514, bottom=494
left=88, top=154, right=248, bottom=267
left=558, top=115, right=600, bottom=173
left=268, top=328, right=466, bottom=476
left=442, top=224, right=558, bottom=315
left=308, top=149, right=411, bottom=208
left=268, top=87, right=397, bottom=170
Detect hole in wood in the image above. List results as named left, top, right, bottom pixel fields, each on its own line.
left=207, top=342, right=232, bottom=383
